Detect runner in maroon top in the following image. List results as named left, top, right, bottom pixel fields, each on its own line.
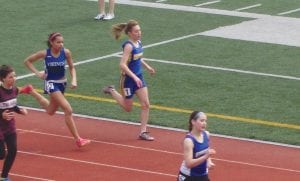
left=0, top=64, right=29, bottom=181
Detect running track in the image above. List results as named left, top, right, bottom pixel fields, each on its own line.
left=3, top=109, right=300, bottom=181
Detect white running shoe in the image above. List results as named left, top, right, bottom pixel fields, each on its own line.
left=94, top=14, right=105, bottom=20
left=103, top=14, right=115, bottom=20
left=139, top=132, right=154, bottom=141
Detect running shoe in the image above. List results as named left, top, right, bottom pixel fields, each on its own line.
left=94, top=13, right=105, bottom=20
left=102, top=85, right=115, bottom=94
left=19, top=84, right=33, bottom=94
left=76, top=138, right=91, bottom=147
left=139, top=132, right=154, bottom=141
left=103, top=14, right=115, bottom=20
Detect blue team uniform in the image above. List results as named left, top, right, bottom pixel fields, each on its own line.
left=43, top=48, right=67, bottom=94
left=178, top=131, right=210, bottom=181
left=120, top=40, right=146, bottom=99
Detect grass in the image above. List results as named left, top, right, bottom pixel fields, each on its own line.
left=1, top=0, right=300, bottom=146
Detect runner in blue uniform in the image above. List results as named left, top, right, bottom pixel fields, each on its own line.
left=178, top=111, right=216, bottom=181
left=0, top=65, right=29, bottom=181
left=23, top=32, right=90, bottom=147
left=102, top=20, right=156, bottom=141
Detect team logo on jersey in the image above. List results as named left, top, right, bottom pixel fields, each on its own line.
left=133, top=52, right=143, bottom=60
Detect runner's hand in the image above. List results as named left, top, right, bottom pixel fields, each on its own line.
left=2, top=110, right=14, bottom=121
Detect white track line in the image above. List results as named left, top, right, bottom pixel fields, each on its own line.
left=17, top=129, right=300, bottom=174
left=156, top=0, right=167, bottom=3
left=213, top=158, right=300, bottom=173
left=19, top=150, right=177, bottom=177
left=195, top=0, right=221, bottom=7
left=16, top=108, right=300, bottom=174
left=144, top=57, right=300, bottom=81
left=235, top=4, right=261, bottom=11
left=278, top=8, right=300, bottom=15
left=22, top=106, right=300, bottom=149
left=8, top=172, right=55, bottom=181
left=18, top=128, right=181, bottom=155
left=112, top=55, right=300, bottom=81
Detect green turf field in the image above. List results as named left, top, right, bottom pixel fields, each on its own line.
left=1, top=0, right=299, bottom=146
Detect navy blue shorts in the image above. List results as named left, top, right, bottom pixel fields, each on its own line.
left=44, top=80, right=67, bottom=94
left=120, top=74, right=146, bottom=99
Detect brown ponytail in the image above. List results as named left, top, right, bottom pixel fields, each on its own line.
left=111, top=20, right=139, bottom=40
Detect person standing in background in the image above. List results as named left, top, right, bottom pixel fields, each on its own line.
left=94, top=0, right=115, bottom=20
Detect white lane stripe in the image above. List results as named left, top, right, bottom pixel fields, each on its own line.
left=156, top=0, right=167, bottom=3
left=17, top=128, right=300, bottom=174
left=143, top=33, right=202, bottom=49
left=73, top=53, right=121, bottom=66
left=9, top=172, right=56, bottom=181
left=195, top=0, right=221, bottom=7
left=18, top=128, right=181, bottom=155
left=213, top=158, right=300, bottom=173
left=278, top=8, right=300, bottom=15
left=145, top=58, right=300, bottom=81
left=19, top=150, right=300, bottom=176
left=235, top=4, right=262, bottom=11
left=19, top=150, right=177, bottom=177
left=113, top=55, right=300, bottom=81
left=17, top=73, right=36, bottom=80
left=20, top=106, right=300, bottom=149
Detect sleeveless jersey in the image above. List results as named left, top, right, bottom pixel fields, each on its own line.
left=44, top=48, right=66, bottom=80
left=0, top=86, right=18, bottom=136
left=122, top=40, right=143, bottom=75
left=179, top=131, right=210, bottom=176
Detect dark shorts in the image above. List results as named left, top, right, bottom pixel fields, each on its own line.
left=0, top=119, right=16, bottom=140
left=44, top=80, right=67, bottom=94
left=177, top=172, right=210, bottom=181
left=120, top=74, right=146, bottom=99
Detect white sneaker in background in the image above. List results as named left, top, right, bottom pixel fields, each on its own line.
left=94, top=14, right=105, bottom=20
left=103, top=14, right=115, bottom=20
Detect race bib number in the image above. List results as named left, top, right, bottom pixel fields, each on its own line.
left=123, top=88, right=132, bottom=97
left=45, top=82, right=54, bottom=92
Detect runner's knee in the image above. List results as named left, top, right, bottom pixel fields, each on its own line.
left=140, top=101, right=150, bottom=110
left=123, top=106, right=132, bottom=112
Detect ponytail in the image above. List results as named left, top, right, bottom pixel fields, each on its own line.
left=111, top=20, right=139, bottom=40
